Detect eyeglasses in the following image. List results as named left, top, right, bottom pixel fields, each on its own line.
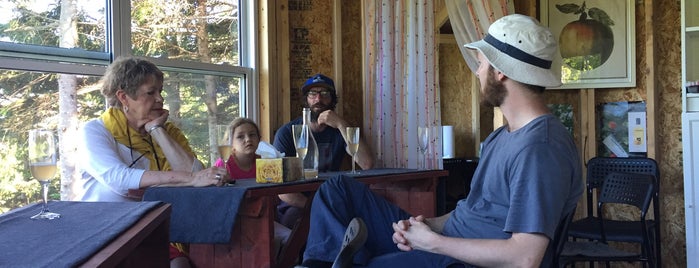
left=306, top=90, right=331, bottom=98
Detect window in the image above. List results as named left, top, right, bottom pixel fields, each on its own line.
left=0, top=0, right=256, bottom=212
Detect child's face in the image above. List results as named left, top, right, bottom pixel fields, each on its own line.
left=232, top=123, right=260, bottom=156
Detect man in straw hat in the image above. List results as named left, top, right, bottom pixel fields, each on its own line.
left=296, top=14, right=583, bottom=268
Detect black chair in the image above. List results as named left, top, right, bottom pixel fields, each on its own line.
left=567, top=157, right=660, bottom=266
left=559, top=172, right=656, bottom=267
left=548, top=208, right=576, bottom=268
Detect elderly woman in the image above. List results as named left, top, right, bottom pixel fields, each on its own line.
left=74, top=56, right=223, bottom=267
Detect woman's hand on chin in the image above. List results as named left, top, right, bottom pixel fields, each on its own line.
left=143, top=109, right=169, bottom=132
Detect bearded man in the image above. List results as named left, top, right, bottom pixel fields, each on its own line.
left=273, top=73, right=374, bottom=228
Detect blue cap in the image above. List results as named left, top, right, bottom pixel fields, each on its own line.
left=302, top=74, right=335, bottom=93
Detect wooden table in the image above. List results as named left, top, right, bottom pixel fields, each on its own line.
left=0, top=201, right=171, bottom=267
left=81, top=203, right=171, bottom=267
left=187, top=169, right=448, bottom=268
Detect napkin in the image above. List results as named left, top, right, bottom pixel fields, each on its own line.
left=256, top=141, right=284, bottom=158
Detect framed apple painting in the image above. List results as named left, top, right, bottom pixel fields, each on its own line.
left=540, top=0, right=636, bottom=89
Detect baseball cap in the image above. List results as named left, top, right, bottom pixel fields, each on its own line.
left=302, top=74, right=336, bottom=93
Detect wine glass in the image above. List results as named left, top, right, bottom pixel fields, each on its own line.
left=216, top=124, right=232, bottom=177
left=292, top=124, right=309, bottom=179
left=418, top=126, right=429, bottom=170
left=28, top=129, right=60, bottom=220
left=346, top=127, right=361, bottom=174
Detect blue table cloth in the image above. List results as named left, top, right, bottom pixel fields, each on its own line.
left=141, top=168, right=423, bottom=244
left=0, top=201, right=161, bottom=268
left=143, top=186, right=247, bottom=244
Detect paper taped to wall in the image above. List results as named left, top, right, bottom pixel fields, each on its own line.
left=603, top=135, right=629, bottom=157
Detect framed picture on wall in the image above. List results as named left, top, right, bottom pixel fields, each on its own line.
left=540, top=0, right=636, bottom=89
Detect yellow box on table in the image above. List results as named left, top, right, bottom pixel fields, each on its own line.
left=255, top=157, right=302, bottom=183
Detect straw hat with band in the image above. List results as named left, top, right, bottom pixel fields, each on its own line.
left=464, top=14, right=561, bottom=88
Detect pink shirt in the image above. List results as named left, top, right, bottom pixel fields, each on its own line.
left=226, top=155, right=258, bottom=180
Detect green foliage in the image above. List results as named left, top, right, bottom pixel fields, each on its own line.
left=1, top=0, right=242, bottom=212
left=562, top=54, right=603, bottom=71
left=0, top=131, right=60, bottom=213
left=548, top=104, right=574, bottom=136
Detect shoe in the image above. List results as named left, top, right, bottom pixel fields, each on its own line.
left=331, top=217, right=368, bottom=268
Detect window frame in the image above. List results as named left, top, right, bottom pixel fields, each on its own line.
left=0, top=0, right=258, bottom=121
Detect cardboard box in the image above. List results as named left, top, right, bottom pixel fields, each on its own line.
left=256, top=157, right=302, bottom=183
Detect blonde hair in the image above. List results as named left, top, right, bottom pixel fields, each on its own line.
left=229, top=118, right=260, bottom=137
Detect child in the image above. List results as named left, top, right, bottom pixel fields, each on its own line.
left=222, top=118, right=290, bottom=257
left=224, top=118, right=261, bottom=181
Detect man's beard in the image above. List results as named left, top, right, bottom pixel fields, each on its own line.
left=480, top=71, right=507, bottom=108
left=309, top=104, right=333, bottom=122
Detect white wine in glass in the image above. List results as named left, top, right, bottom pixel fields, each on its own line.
left=295, top=147, right=308, bottom=161
left=28, top=129, right=60, bottom=220
left=346, top=127, right=360, bottom=174
left=216, top=124, right=233, bottom=163
left=292, top=124, right=309, bottom=179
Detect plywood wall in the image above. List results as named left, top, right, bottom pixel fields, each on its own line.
left=285, top=0, right=685, bottom=266
left=435, top=0, right=685, bottom=266
left=438, top=43, right=476, bottom=157
left=340, top=1, right=363, bottom=128
left=288, top=0, right=335, bottom=119
left=287, top=0, right=363, bottom=127
left=653, top=0, right=684, bottom=266
left=546, top=1, right=684, bottom=266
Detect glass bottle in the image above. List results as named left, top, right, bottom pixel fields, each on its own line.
left=302, top=108, right=319, bottom=178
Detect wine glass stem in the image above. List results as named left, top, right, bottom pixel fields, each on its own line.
left=40, top=181, right=50, bottom=212
left=352, top=154, right=356, bottom=173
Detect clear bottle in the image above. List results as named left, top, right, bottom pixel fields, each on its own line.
left=302, top=108, right=319, bottom=178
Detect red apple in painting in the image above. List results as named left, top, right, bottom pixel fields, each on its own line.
left=559, top=20, right=613, bottom=60
left=556, top=2, right=615, bottom=71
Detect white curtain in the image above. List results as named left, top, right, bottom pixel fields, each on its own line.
left=446, top=0, right=515, bottom=73
left=361, top=0, right=513, bottom=169
left=362, top=0, right=441, bottom=169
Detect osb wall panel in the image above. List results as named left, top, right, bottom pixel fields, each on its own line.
left=287, top=0, right=685, bottom=265
left=340, top=1, right=363, bottom=128
left=556, top=0, right=683, bottom=266
left=655, top=0, right=684, bottom=266
left=288, top=0, right=334, bottom=119
left=439, top=43, right=476, bottom=157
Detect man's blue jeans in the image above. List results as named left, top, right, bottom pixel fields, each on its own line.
left=302, top=175, right=464, bottom=267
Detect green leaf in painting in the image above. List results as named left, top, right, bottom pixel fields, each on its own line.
left=588, top=7, right=615, bottom=26
left=555, top=3, right=581, bottom=14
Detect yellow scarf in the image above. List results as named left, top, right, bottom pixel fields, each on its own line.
left=100, top=107, right=195, bottom=171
